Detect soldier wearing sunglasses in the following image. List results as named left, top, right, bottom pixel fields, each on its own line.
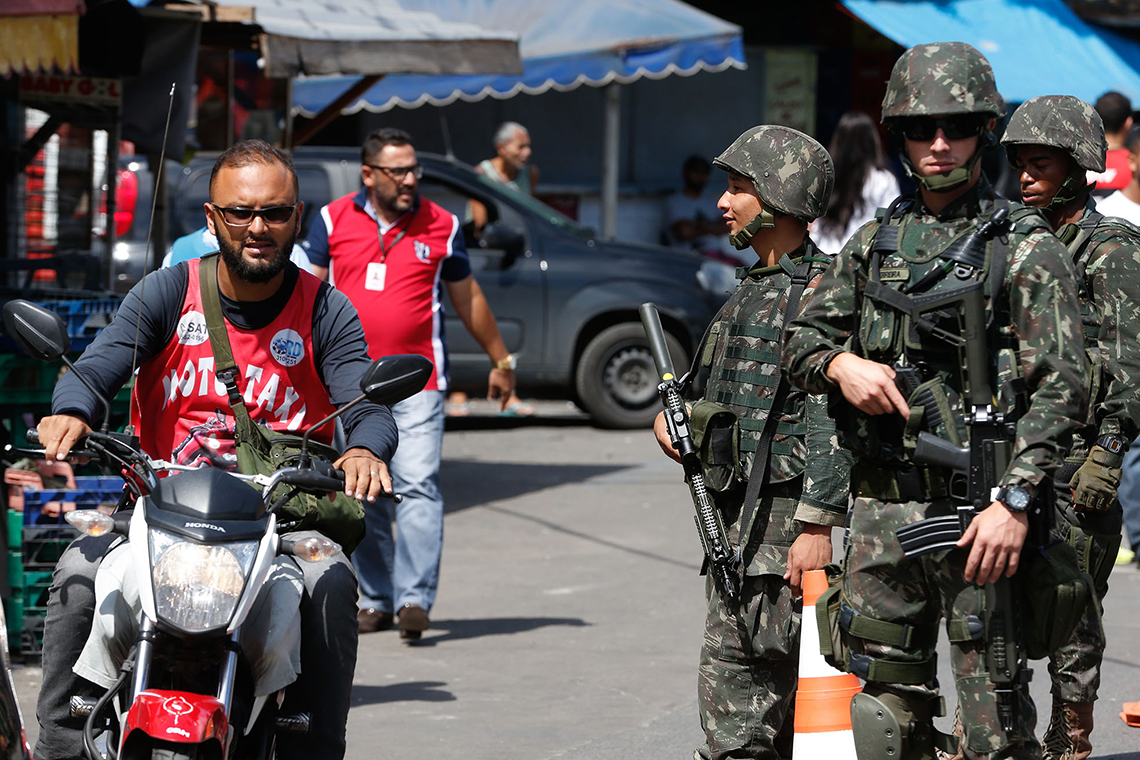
left=782, top=42, right=1087, bottom=759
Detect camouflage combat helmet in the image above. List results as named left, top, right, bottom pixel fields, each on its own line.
left=1002, top=95, right=1107, bottom=173
left=712, top=125, right=834, bottom=250
left=881, top=42, right=1005, bottom=194
left=881, top=42, right=1005, bottom=123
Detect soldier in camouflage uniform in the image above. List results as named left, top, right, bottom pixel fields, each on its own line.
left=1001, top=96, right=1140, bottom=760
left=653, top=125, right=851, bottom=760
left=781, top=43, right=1088, bottom=759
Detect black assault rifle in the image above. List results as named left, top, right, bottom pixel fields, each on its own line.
left=890, top=282, right=1035, bottom=735
left=640, top=302, right=740, bottom=605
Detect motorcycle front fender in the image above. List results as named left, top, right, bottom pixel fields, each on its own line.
left=124, top=690, right=228, bottom=745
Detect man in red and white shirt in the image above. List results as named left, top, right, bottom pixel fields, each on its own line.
left=304, top=128, right=515, bottom=640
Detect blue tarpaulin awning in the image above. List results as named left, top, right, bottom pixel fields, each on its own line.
left=842, top=0, right=1140, bottom=105
left=291, top=0, right=745, bottom=117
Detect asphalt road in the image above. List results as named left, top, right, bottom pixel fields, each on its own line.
left=10, top=399, right=1140, bottom=759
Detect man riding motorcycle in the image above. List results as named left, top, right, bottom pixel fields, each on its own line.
left=34, top=139, right=396, bottom=760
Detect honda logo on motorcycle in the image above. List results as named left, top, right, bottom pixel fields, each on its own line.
left=184, top=521, right=226, bottom=533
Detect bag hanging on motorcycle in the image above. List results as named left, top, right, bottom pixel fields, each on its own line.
left=233, top=422, right=366, bottom=555
left=689, top=400, right=741, bottom=493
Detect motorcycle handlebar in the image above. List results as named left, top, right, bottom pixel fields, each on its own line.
left=277, top=469, right=345, bottom=493
left=274, top=465, right=402, bottom=502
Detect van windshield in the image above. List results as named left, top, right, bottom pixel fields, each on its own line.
left=472, top=173, right=594, bottom=239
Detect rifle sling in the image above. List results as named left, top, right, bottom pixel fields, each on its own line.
left=736, top=258, right=814, bottom=556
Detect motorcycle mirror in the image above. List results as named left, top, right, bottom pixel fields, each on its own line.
left=2, top=299, right=112, bottom=432
left=2, top=299, right=71, bottom=360
left=360, top=354, right=433, bottom=406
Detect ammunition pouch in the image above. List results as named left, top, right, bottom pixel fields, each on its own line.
left=1054, top=510, right=1121, bottom=597
left=833, top=396, right=906, bottom=462
left=689, top=400, right=741, bottom=494
left=815, top=563, right=849, bottom=671
left=837, top=364, right=963, bottom=465
left=1019, top=540, right=1094, bottom=660
left=815, top=563, right=937, bottom=685
left=853, top=462, right=950, bottom=502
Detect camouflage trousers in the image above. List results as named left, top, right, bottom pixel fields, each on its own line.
left=843, top=497, right=1039, bottom=760
left=696, top=572, right=801, bottom=760
left=1047, top=485, right=1121, bottom=703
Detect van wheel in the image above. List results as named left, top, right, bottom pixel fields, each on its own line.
left=575, top=323, right=687, bottom=429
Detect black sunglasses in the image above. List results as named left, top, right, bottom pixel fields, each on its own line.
left=897, top=115, right=985, bottom=141
left=210, top=204, right=298, bottom=227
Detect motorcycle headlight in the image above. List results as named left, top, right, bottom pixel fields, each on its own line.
left=150, top=529, right=259, bottom=632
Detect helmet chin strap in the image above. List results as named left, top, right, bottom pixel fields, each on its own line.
left=729, top=208, right=775, bottom=250
left=1044, top=172, right=1090, bottom=211
left=900, top=128, right=995, bottom=194
left=901, top=148, right=985, bottom=194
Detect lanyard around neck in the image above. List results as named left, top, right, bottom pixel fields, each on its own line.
left=377, top=203, right=418, bottom=264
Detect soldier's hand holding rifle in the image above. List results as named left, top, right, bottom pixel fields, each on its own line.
left=958, top=502, right=1028, bottom=585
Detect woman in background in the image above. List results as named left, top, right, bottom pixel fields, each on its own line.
left=813, top=110, right=899, bottom=253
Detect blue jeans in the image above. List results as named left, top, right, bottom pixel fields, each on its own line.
left=353, top=389, right=445, bottom=613
left=1121, top=435, right=1140, bottom=551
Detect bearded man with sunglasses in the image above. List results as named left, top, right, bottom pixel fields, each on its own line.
left=33, top=140, right=397, bottom=760
left=304, top=128, right=515, bottom=640
left=783, top=43, right=1087, bottom=759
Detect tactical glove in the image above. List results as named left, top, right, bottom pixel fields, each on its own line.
left=1069, top=444, right=1124, bottom=511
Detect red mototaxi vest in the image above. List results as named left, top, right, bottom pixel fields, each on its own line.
left=132, top=264, right=337, bottom=466
left=1088, top=148, right=1132, bottom=191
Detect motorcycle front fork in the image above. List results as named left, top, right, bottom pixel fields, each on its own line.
left=129, top=618, right=241, bottom=711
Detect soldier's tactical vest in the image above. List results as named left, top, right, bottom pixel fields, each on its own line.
left=691, top=247, right=832, bottom=569
left=700, top=251, right=832, bottom=482
left=843, top=196, right=1047, bottom=471
left=1058, top=211, right=1140, bottom=438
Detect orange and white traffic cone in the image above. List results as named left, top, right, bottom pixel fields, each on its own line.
left=792, top=569, right=861, bottom=759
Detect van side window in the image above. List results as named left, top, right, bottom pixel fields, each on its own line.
left=418, top=179, right=527, bottom=252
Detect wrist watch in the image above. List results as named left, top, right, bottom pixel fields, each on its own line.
left=1095, top=434, right=1129, bottom=456
left=995, top=485, right=1031, bottom=513
left=493, top=354, right=517, bottom=371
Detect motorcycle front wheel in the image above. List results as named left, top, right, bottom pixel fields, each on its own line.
left=138, top=740, right=220, bottom=760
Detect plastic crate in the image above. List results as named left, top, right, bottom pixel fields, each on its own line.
left=21, top=476, right=125, bottom=525
left=21, top=525, right=79, bottom=570
left=0, top=354, right=61, bottom=408
left=5, top=569, right=51, bottom=657
left=35, top=298, right=122, bottom=346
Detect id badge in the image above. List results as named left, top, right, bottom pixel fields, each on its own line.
left=366, top=262, right=387, bottom=291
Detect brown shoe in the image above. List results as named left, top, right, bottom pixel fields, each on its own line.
left=1042, top=698, right=1094, bottom=760
left=357, top=608, right=393, bottom=634
left=397, top=604, right=429, bottom=640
